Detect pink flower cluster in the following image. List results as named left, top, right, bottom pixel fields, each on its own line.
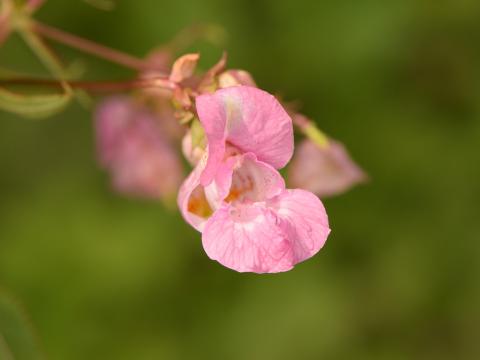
left=178, top=86, right=330, bottom=273
left=94, top=49, right=366, bottom=273
left=0, top=2, right=365, bottom=273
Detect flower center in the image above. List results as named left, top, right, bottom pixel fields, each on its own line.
left=224, top=171, right=255, bottom=203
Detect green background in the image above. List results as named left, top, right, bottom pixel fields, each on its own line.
left=1, top=0, right=480, bottom=358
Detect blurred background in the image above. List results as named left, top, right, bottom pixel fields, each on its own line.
left=1, top=0, right=480, bottom=358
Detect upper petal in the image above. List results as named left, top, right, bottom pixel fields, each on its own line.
left=196, top=86, right=294, bottom=185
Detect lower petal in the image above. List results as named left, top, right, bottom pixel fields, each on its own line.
left=202, top=203, right=297, bottom=273
left=269, top=189, right=331, bottom=263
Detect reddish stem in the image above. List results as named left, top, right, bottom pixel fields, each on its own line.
left=25, top=0, right=46, bottom=14
left=32, top=21, right=154, bottom=72
left=0, top=76, right=176, bottom=93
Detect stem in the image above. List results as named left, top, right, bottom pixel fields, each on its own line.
left=292, top=113, right=330, bottom=147
left=0, top=0, right=12, bottom=45
left=32, top=21, right=153, bottom=71
left=25, top=0, right=46, bottom=14
left=15, top=23, right=73, bottom=97
left=0, top=76, right=176, bottom=93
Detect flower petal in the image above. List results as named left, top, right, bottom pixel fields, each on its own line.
left=269, top=189, right=331, bottom=263
left=169, top=53, right=200, bottom=83
left=202, top=203, right=297, bottom=273
left=196, top=86, right=294, bottom=185
left=202, top=189, right=330, bottom=273
left=177, top=157, right=212, bottom=231
left=204, top=152, right=285, bottom=209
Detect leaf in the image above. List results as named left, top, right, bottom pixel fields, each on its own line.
left=0, top=291, right=45, bottom=360
left=0, top=86, right=72, bottom=119
left=0, top=22, right=75, bottom=119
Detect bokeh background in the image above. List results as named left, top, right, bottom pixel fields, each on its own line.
left=1, top=0, right=480, bottom=358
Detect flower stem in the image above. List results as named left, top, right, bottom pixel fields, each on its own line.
left=32, top=21, right=152, bottom=71
left=0, top=0, right=13, bottom=45
left=0, top=76, right=176, bottom=93
left=24, top=0, right=46, bottom=14
left=292, top=114, right=330, bottom=147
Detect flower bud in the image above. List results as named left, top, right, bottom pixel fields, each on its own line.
left=218, top=69, right=256, bottom=88
left=288, top=139, right=367, bottom=197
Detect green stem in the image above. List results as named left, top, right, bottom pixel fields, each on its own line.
left=292, top=114, right=330, bottom=147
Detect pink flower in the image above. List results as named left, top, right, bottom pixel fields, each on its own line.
left=95, top=97, right=183, bottom=200
left=288, top=139, right=368, bottom=197
left=178, top=86, right=330, bottom=273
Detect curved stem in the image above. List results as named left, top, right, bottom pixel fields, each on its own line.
left=32, top=21, right=155, bottom=72
left=0, top=76, right=176, bottom=93
left=25, top=0, right=46, bottom=14
left=0, top=0, right=13, bottom=46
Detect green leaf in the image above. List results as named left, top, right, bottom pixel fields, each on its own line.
left=0, top=291, right=44, bottom=360
left=0, top=86, right=72, bottom=119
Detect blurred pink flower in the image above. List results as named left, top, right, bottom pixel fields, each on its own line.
left=288, top=139, right=367, bottom=197
left=95, top=97, right=183, bottom=200
left=178, top=86, right=330, bottom=273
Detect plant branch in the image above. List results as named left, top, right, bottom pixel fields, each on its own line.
left=32, top=21, right=153, bottom=71
left=25, top=0, right=46, bottom=14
